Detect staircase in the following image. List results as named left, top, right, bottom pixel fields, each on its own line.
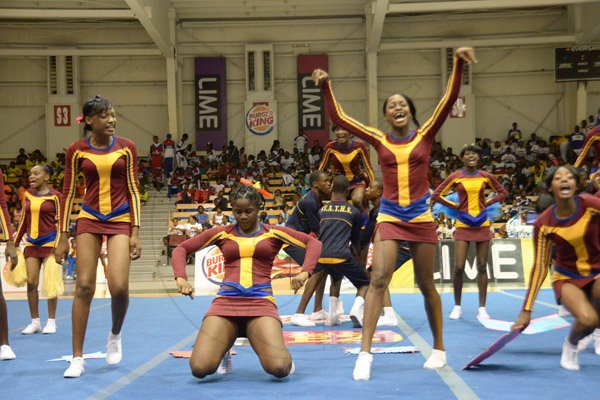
left=130, top=187, right=172, bottom=282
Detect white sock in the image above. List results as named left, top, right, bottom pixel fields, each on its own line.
left=46, top=318, right=56, bottom=325
left=32, top=318, right=41, bottom=324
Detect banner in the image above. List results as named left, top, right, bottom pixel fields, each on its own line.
left=297, top=54, right=329, bottom=146
left=195, top=57, right=227, bottom=150
left=244, top=99, right=277, bottom=155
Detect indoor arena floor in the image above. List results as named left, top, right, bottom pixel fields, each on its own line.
left=1, top=289, right=598, bottom=400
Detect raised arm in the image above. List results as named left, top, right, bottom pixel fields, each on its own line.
left=418, top=49, right=473, bottom=137
left=574, top=125, right=600, bottom=168
left=315, top=70, right=385, bottom=147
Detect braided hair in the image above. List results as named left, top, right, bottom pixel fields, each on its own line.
left=229, top=184, right=264, bottom=209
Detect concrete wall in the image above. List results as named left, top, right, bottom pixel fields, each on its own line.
left=1, top=8, right=600, bottom=160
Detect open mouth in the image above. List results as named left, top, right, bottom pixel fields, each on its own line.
left=559, top=183, right=572, bottom=195
left=393, top=111, right=406, bottom=123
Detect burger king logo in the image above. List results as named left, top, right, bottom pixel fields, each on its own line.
left=201, top=245, right=225, bottom=285
left=246, top=103, right=275, bottom=136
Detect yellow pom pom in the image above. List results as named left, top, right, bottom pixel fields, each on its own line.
left=3, top=250, right=27, bottom=288
left=42, top=256, right=64, bottom=298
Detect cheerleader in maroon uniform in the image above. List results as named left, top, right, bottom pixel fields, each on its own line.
left=319, top=124, right=375, bottom=209
left=432, top=144, right=507, bottom=320
left=15, top=164, right=62, bottom=335
left=513, top=166, right=600, bottom=370
left=172, top=185, right=321, bottom=379
left=0, top=170, right=18, bottom=361
left=314, top=47, right=477, bottom=379
left=54, top=95, right=142, bottom=378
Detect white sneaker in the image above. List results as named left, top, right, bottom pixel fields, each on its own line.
left=423, top=349, right=447, bottom=369
left=377, top=314, right=398, bottom=326
left=22, top=319, right=42, bottom=335
left=0, top=345, right=16, bottom=360
left=216, top=352, right=233, bottom=375
left=349, top=299, right=364, bottom=328
left=64, top=357, right=85, bottom=378
left=310, top=309, right=328, bottom=321
left=577, top=334, right=593, bottom=352
left=593, top=329, right=600, bottom=356
left=291, top=313, right=315, bottom=327
left=477, top=307, right=490, bottom=320
left=106, top=332, right=122, bottom=365
left=43, top=320, right=57, bottom=335
left=560, top=340, right=580, bottom=371
left=449, top=305, right=462, bottom=320
left=289, top=361, right=295, bottom=375
left=558, top=305, right=571, bottom=317
left=353, top=351, right=373, bottom=381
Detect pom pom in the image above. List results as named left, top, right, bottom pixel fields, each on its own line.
left=3, top=250, right=27, bottom=287
left=76, top=115, right=85, bottom=124
left=42, top=256, right=64, bottom=298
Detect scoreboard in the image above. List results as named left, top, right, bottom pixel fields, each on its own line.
left=555, top=45, right=600, bottom=82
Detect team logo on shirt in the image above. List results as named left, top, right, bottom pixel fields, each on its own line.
left=246, top=104, right=275, bottom=136
left=200, top=245, right=225, bottom=284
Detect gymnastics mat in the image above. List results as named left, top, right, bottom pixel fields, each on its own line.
left=478, top=313, right=569, bottom=334
left=463, top=329, right=523, bottom=370
left=280, top=314, right=351, bottom=324
left=343, top=346, right=419, bottom=355
left=48, top=351, right=106, bottom=362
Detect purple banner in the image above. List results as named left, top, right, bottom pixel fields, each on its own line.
left=195, top=57, right=227, bottom=150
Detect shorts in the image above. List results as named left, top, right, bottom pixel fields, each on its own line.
left=314, top=259, right=369, bottom=289
left=376, top=221, right=438, bottom=243
left=367, top=241, right=411, bottom=272
left=284, top=245, right=306, bottom=266
left=454, top=226, right=493, bottom=242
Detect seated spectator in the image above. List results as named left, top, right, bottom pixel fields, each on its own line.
left=194, top=205, right=211, bottom=228
left=210, top=178, right=225, bottom=194
left=275, top=215, right=285, bottom=226
left=515, top=140, right=527, bottom=158
left=501, top=148, right=517, bottom=169
left=282, top=168, right=294, bottom=187
left=213, top=190, right=228, bottom=211
left=175, top=182, right=194, bottom=204
left=210, top=206, right=227, bottom=227
left=281, top=204, right=291, bottom=223
left=491, top=141, right=503, bottom=158
left=436, top=219, right=455, bottom=240
left=139, top=186, right=149, bottom=205
left=12, top=201, right=23, bottom=229
left=184, top=215, right=203, bottom=237
left=16, top=148, right=28, bottom=165
left=259, top=211, right=269, bottom=224
left=162, top=217, right=186, bottom=248
left=273, top=190, right=285, bottom=208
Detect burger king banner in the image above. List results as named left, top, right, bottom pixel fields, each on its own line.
left=244, top=100, right=277, bottom=155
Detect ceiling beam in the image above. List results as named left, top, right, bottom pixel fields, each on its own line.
left=124, top=0, right=172, bottom=57
left=366, top=0, right=389, bottom=53
left=388, top=0, right=600, bottom=14
left=0, top=47, right=162, bottom=56
left=379, top=34, right=576, bottom=51
left=0, top=8, right=135, bottom=19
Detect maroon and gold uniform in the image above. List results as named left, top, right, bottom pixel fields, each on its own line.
left=432, top=169, right=507, bottom=241
left=60, top=136, right=141, bottom=236
left=15, top=189, right=61, bottom=258
left=172, top=224, right=321, bottom=323
left=319, top=139, right=375, bottom=189
left=574, top=125, right=600, bottom=172
left=322, top=57, right=464, bottom=242
left=523, top=194, right=600, bottom=310
left=0, top=171, right=14, bottom=240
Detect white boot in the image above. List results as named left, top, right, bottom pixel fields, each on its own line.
left=349, top=297, right=365, bottom=328
left=560, top=339, right=580, bottom=371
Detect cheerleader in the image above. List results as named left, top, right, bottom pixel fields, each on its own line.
left=513, top=166, right=600, bottom=370
left=54, top=95, right=142, bottom=378
left=314, top=47, right=477, bottom=379
left=172, top=185, right=320, bottom=379
left=432, top=144, right=507, bottom=320
left=15, top=164, right=62, bottom=335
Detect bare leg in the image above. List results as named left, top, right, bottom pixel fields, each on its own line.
left=452, top=241, right=469, bottom=306
left=246, top=317, right=293, bottom=378
left=189, top=316, right=237, bottom=379
left=71, top=233, right=101, bottom=357
left=329, top=277, right=343, bottom=297
left=105, top=235, right=132, bottom=335
left=294, top=270, right=326, bottom=314
left=360, top=233, right=397, bottom=353
left=25, top=257, right=42, bottom=319
left=411, top=242, right=444, bottom=351
left=312, top=275, right=326, bottom=313
left=561, top=282, right=600, bottom=345
left=0, top=281, right=8, bottom=345
left=475, top=241, right=490, bottom=308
